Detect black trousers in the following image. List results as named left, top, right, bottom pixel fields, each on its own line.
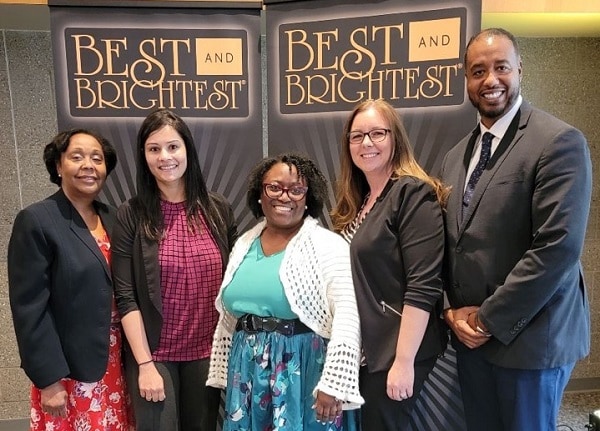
left=359, top=356, right=437, bottom=431
left=125, top=352, right=221, bottom=431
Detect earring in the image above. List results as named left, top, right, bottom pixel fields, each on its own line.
left=305, top=205, right=308, bottom=210
left=58, top=173, right=61, bottom=177
left=258, top=199, right=261, bottom=204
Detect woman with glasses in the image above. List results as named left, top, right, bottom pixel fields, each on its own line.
left=208, top=153, right=363, bottom=430
left=331, top=99, right=449, bottom=430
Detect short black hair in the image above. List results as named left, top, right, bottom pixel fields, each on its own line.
left=247, top=152, right=328, bottom=219
left=43, top=128, right=117, bottom=186
left=465, top=27, right=520, bottom=65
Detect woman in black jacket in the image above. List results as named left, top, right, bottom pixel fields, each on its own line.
left=112, top=109, right=237, bottom=431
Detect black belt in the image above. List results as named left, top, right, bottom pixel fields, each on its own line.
left=235, top=314, right=312, bottom=336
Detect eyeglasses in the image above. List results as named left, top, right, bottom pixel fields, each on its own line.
left=262, top=183, right=308, bottom=201
left=348, top=128, right=391, bottom=145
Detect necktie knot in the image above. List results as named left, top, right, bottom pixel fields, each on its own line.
left=462, top=132, right=494, bottom=218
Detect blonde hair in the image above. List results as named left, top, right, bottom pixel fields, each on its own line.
left=330, top=99, right=450, bottom=233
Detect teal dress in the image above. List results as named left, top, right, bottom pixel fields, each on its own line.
left=221, top=238, right=355, bottom=431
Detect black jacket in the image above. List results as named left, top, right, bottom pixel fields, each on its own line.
left=8, top=189, right=116, bottom=388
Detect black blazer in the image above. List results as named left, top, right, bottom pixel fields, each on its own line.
left=112, top=192, right=237, bottom=353
left=8, top=189, right=116, bottom=388
left=440, top=101, right=591, bottom=369
left=349, top=178, right=447, bottom=373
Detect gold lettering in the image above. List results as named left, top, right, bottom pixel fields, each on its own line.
left=129, top=80, right=156, bottom=110
left=130, top=39, right=166, bottom=87
left=313, top=30, right=338, bottom=70
left=96, top=80, right=127, bottom=109
left=341, top=27, right=376, bottom=78
left=160, top=38, right=190, bottom=76
left=193, top=81, right=209, bottom=109
left=404, top=67, right=421, bottom=99
left=72, top=35, right=103, bottom=76
left=384, top=68, right=406, bottom=100
left=285, top=29, right=313, bottom=73
left=337, top=73, right=364, bottom=104
left=372, top=24, right=404, bottom=65
left=74, top=78, right=96, bottom=108
left=285, top=74, right=305, bottom=106
left=101, top=38, right=128, bottom=76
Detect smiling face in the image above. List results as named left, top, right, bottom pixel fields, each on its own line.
left=348, top=106, right=393, bottom=181
left=261, top=162, right=307, bottom=233
left=144, top=124, right=188, bottom=193
left=465, top=33, right=522, bottom=128
left=57, top=133, right=107, bottom=202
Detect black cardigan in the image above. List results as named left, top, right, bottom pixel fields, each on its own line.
left=111, top=192, right=237, bottom=353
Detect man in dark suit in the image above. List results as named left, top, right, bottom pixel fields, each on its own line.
left=440, top=28, right=591, bottom=431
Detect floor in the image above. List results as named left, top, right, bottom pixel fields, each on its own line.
left=0, top=391, right=598, bottom=430
left=558, top=391, right=600, bottom=431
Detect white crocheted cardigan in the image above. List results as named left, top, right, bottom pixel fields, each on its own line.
left=207, top=216, right=364, bottom=408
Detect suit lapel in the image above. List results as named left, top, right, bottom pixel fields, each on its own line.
left=458, top=106, right=526, bottom=235
left=62, top=195, right=112, bottom=279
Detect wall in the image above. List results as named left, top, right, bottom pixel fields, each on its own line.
left=0, top=5, right=599, bottom=421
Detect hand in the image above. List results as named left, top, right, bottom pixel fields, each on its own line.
left=313, top=390, right=342, bottom=424
left=386, top=359, right=414, bottom=401
left=444, top=306, right=491, bottom=349
left=138, top=361, right=166, bottom=402
left=40, top=381, right=68, bottom=418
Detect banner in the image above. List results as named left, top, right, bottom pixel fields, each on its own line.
left=266, top=0, right=481, bottom=429
left=50, top=5, right=262, bottom=230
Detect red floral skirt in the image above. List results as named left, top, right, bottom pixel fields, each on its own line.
left=29, top=323, right=134, bottom=431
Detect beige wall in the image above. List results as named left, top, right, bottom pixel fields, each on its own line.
left=0, top=6, right=599, bottom=422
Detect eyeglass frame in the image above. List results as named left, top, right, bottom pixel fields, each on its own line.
left=348, top=128, right=391, bottom=145
left=262, top=183, right=308, bottom=201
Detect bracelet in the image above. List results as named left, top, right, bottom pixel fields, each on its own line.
left=138, top=359, right=153, bottom=366
left=476, top=325, right=492, bottom=337
left=474, top=314, right=492, bottom=337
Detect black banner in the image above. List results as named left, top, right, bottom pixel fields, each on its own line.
left=266, top=0, right=481, bottom=429
left=279, top=8, right=467, bottom=113
left=51, top=6, right=262, bottom=230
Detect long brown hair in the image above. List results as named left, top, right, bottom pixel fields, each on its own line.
left=330, top=99, right=449, bottom=232
left=134, top=108, right=224, bottom=241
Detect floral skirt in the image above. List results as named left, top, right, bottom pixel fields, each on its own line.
left=30, top=324, right=134, bottom=431
left=224, top=330, right=358, bottom=431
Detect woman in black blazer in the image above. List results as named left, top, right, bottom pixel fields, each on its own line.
left=111, top=109, right=237, bottom=431
left=331, top=99, right=449, bottom=430
left=8, top=129, right=133, bottom=430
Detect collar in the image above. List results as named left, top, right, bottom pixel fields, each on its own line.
left=480, top=94, right=523, bottom=139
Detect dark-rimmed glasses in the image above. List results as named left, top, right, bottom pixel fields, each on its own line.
left=262, top=183, right=308, bottom=201
left=348, top=128, right=391, bottom=145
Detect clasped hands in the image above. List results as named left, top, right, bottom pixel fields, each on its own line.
left=444, top=306, right=492, bottom=349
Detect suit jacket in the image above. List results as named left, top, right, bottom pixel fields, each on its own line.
left=8, top=189, right=116, bottom=388
left=112, top=192, right=237, bottom=354
left=440, top=101, right=591, bottom=369
left=350, top=177, right=447, bottom=373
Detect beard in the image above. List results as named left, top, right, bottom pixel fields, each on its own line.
left=469, top=85, right=520, bottom=122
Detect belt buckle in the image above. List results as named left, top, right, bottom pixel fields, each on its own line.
left=242, top=314, right=257, bottom=333
left=279, top=320, right=294, bottom=336
left=260, top=317, right=279, bottom=332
